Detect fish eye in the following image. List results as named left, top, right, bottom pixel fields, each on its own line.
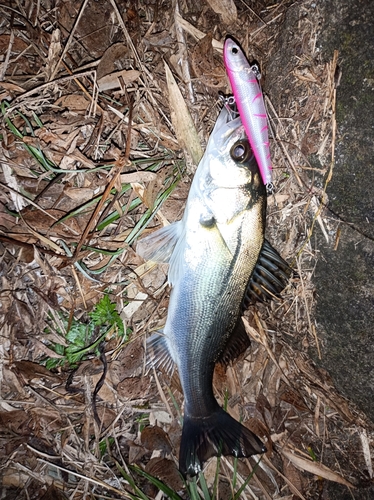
left=230, top=140, right=252, bottom=162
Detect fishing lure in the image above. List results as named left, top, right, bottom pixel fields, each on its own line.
left=224, top=37, right=273, bottom=192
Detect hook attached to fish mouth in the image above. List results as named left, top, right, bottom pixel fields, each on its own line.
left=218, top=91, right=238, bottom=121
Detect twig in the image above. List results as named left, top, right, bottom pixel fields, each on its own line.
left=92, top=341, right=108, bottom=429
left=0, top=30, right=14, bottom=81
left=4, top=70, right=96, bottom=117
left=266, top=95, right=304, bottom=189
left=71, top=99, right=134, bottom=263
left=33, top=457, right=133, bottom=498
left=49, top=0, right=90, bottom=81
left=174, top=0, right=195, bottom=103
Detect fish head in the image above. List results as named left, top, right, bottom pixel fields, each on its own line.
left=204, top=107, right=264, bottom=196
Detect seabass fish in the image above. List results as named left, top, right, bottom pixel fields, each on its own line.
left=137, top=107, right=291, bottom=476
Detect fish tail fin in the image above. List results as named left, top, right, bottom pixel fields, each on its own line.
left=179, top=408, right=266, bottom=477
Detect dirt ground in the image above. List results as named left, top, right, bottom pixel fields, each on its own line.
left=0, top=1, right=373, bottom=499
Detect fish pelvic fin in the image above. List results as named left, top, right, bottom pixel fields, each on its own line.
left=179, top=408, right=266, bottom=477
left=146, top=332, right=175, bottom=375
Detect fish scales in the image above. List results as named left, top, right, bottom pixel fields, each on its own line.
left=173, top=207, right=264, bottom=408
left=137, top=106, right=290, bottom=476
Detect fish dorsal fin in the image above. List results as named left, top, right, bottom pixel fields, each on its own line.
left=242, top=239, right=293, bottom=309
left=146, top=332, right=175, bottom=375
left=217, top=317, right=251, bottom=366
left=136, top=221, right=182, bottom=263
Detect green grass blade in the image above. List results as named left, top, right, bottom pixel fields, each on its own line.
left=187, top=476, right=203, bottom=500
left=130, top=465, right=184, bottom=500
left=198, top=472, right=211, bottom=500
left=232, top=456, right=262, bottom=500
left=115, top=461, right=149, bottom=500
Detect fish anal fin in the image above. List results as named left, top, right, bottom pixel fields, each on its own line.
left=242, top=239, right=293, bottom=309
left=146, top=332, right=175, bottom=375
left=217, top=317, right=251, bottom=366
left=179, top=407, right=266, bottom=477
left=136, top=221, right=182, bottom=263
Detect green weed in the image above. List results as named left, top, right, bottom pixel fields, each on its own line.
left=41, top=294, right=128, bottom=369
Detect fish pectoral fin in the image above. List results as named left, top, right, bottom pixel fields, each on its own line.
left=217, top=317, right=251, bottom=366
left=146, top=332, right=175, bottom=375
left=136, top=221, right=182, bottom=263
left=242, top=239, right=293, bottom=309
left=179, top=407, right=266, bottom=477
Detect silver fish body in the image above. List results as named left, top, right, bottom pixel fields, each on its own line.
left=138, top=107, right=270, bottom=476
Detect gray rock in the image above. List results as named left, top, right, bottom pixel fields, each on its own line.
left=268, top=0, right=374, bottom=422
left=267, top=0, right=374, bottom=496
left=314, top=0, right=374, bottom=421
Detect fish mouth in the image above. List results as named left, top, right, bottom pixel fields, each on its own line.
left=210, top=107, right=246, bottom=154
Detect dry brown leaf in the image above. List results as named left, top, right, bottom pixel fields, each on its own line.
left=0, top=410, right=31, bottom=435
left=141, top=425, right=172, bottom=454
left=294, top=68, right=320, bottom=84
left=64, top=186, right=95, bottom=201
left=117, top=336, right=144, bottom=379
left=164, top=61, right=203, bottom=166
left=11, top=360, right=61, bottom=386
left=40, top=484, right=69, bottom=500
left=359, top=428, right=373, bottom=479
left=281, top=456, right=305, bottom=498
left=206, top=0, right=237, bottom=24
left=117, top=377, right=151, bottom=400
left=97, top=69, right=141, bottom=92
left=191, top=33, right=226, bottom=88
left=36, top=127, right=81, bottom=150
left=22, top=208, right=81, bottom=238
left=267, top=193, right=290, bottom=206
left=120, top=171, right=157, bottom=184
left=45, top=29, right=62, bottom=82
left=145, top=458, right=183, bottom=491
left=280, top=446, right=355, bottom=488
left=54, top=94, right=91, bottom=111
left=175, top=12, right=223, bottom=51
left=122, top=287, right=148, bottom=320
left=96, top=42, right=130, bottom=79
left=2, top=468, right=30, bottom=489
left=0, top=80, right=25, bottom=100
left=0, top=81, right=25, bottom=92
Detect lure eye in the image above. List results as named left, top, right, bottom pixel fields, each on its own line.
left=232, top=46, right=239, bottom=55
left=230, top=140, right=252, bottom=163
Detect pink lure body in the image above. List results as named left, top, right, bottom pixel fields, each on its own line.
left=224, top=37, right=273, bottom=188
